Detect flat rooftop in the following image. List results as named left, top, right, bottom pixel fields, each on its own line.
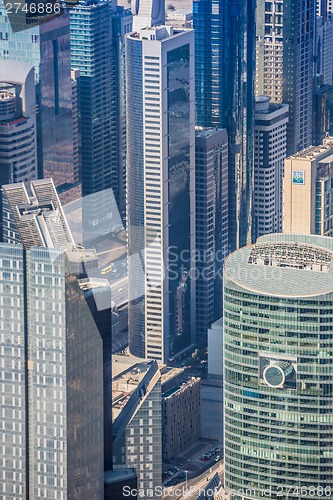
left=288, top=138, right=333, bottom=160
left=225, top=234, right=333, bottom=298
left=112, top=355, right=157, bottom=420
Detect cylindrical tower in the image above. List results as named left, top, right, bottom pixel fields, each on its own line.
left=223, top=233, right=333, bottom=500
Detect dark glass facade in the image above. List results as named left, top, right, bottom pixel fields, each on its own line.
left=0, top=11, right=78, bottom=198
left=83, top=284, right=113, bottom=471
left=70, top=1, right=118, bottom=230
left=167, top=44, right=192, bottom=357
left=112, top=7, right=133, bottom=220
left=126, top=35, right=145, bottom=359
left=193, top=0, right=255, bottom=249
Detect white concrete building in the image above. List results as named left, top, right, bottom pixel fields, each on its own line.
left=131, top=0, right=165, bottom=31
left=126, top=26, right=196, bottom=362
left=253, top=96, right=288, bottom=239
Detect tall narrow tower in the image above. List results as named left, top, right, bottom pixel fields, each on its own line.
left=256, top=0, right=316, bottom=155
left=193, top=0, right=256, bottom=250
left=126, top=26, right=196, bottom=362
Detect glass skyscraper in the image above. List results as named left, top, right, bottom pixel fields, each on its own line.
left=126, top=26, right=196, bottom=362
left=0, top=6, right=79, bottom=201
left=70, top=0, right=129, bottom=228
left=224, top=233, right=333, bottom=499
left=193, top=0, right=256, bottom=249
left=195, top=127, right=229, bottom=345
left=112, top=5, right=133, bottom=220
left=256, top=0, right=315, bottom=155
left=0, top=244, right=104, bottom=499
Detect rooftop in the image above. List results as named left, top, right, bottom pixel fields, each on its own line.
left=3, top=179, right=76, bottom=251
left=224, top=234, right=333, bottom=298
left=112, top=355, right=158, bottom=421
left=288, top=137, right=333, bottom=160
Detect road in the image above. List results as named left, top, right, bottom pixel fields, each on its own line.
left=163, top=462, right=224, bottom=500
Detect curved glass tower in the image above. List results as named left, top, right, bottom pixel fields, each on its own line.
left=223, top=233, right=333, bottom=500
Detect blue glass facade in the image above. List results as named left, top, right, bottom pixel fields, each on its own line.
left=167, top=44, right=192, bottom=357
left=0, top=9, right=77, bottom=197
left=70, top=1, right=126, bottom=229
left=193, top=0, right=255, bottom=249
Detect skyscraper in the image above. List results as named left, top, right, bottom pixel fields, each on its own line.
left=0, top=181, right=104, bottom=498
left=112, top=5, right=133, bottom=220
left=256, top=0, right=316, bottom=155
left=253, top=96, right=288, bottom=239
left=70, top=0, right=117, bottom=228
left=283, top=137, right=333, bottom=236
left=195, top=127, right=228, bottom=345
left=224, top=233, right=333, bottom=500
left=193, top=0, right=256, bottom=249
left=315, top=15, right=333, bottom=87
left=0, top=8, right=79, bottom=201
left=79, top=277, right=113, bottom=472
left=126, top=26, right=196, bottom=362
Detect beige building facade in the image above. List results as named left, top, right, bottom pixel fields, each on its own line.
left=283, top=137, right=333, bottom=236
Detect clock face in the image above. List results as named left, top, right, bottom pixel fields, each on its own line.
left=264, top=366, right=284, bottom=388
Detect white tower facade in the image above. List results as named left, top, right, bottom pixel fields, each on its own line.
left=132, top=0, right=165, bottom=31
left=126, top=26, right=195, bottom=362
left=253, top=96, right=289, bottom=239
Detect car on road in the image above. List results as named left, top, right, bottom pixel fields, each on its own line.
left=214, top=455, right=221, bottom=462
left=101, top=263, right=114, bottom=275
